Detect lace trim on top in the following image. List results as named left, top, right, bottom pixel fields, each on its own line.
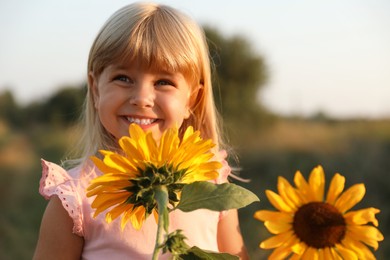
left=39, top=159, right=83, bottom=236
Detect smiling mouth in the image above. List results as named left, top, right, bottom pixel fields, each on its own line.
left=126, top=117, right=158, bottom=125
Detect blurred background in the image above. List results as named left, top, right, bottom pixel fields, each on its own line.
left=1, top=0, right=389, bottom=259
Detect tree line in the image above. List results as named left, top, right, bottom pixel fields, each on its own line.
left=0, top=86, right=86, bottom=129
left=0, top=28, right=270, bottom=132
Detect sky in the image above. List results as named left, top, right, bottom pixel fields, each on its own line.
left=1, top=0, right=390, bottom=118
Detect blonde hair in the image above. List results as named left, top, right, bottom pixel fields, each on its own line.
left=74, top=2, right=224, bottom=165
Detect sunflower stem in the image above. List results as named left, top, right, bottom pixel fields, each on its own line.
left=152, top=185, right=169, bottom=260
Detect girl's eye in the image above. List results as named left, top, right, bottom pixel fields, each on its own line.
left=114, top=75, right=133, bottom=83
left=155, top=79, right=175, bottom=87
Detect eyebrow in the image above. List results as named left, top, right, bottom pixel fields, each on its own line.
left=108, top=63, right=182, bottom=79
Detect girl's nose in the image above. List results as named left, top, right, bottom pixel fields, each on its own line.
left=129, top=83, right=154, bottom=108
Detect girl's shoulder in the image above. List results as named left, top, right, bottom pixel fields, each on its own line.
left=39, top=159, right=97, bottom=236
left=40, top=159, right=75, bottom=199
left=40, top=159, right=98, bottom=189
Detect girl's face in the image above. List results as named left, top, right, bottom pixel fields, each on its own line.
left=90, top=62, right=193, bottom=141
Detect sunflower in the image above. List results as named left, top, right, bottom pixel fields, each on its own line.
left=254, top=166, right=384, bottom=259
left=87, top=124, right=222, bottom=230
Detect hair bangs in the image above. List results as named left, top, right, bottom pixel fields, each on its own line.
left=118, top=7, right=202, bottom=86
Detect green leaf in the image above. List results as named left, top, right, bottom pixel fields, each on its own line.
left=176, top=182, right=259, bottom=212
left=181, top=246, right=239, bottom=260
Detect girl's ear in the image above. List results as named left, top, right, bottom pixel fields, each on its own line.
left=185, top=84, right=203, bottom=119
left=190, top=84, right=204, bottom=107
left=88, top=72, right=99, bottom=110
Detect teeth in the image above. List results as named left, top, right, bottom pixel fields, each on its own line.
left=126, top=117, right=156, bottom=125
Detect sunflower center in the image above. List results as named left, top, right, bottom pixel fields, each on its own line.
left=293, top=202, right=346, bottom=248
left=126, top=163, right=184, bottom=214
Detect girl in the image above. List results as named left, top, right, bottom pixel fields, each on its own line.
left=33, top=2, right=248, bottom=259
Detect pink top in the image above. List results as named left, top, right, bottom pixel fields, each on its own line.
left=39, top=151, right=231, bottom=260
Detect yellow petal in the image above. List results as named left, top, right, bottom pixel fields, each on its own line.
left=158, top=127, right=177, bottom=162
left=289, top=253, right=301, bottom=260
left=294, top=171, right=315, bottom=202
left=146, top=132, right=158, bottom=159
left=268, top=245, right=293, bottom=260
left=129, top=206, right=147, bottom=230
left=323, top=247, right=341, bottom=260
left=192, top=160, right=222, bottom=172
left=91, top=192, right=128, bottom=210
left=301, top=246, right=319, bottom=260
left=342, top=235, right=376, bottom=260
left=180, top=164, right=220, bottom=183
left=86, top=183, right=127, bottom=197
left=335, top=243, right=358, bottom=260
left=322, top=247, right=331, bottom=259
left=254, top=210, right=292, bottom=223
left=268, top=234, right=301, bottom=259
left=259, top=230, right=294, bottom=249
left=182, top=125, right=194, bottom=140
left=128, top=123, right=144, bottom=139
left=334, top=184, right=365, bottom=213
left=326, top=173, right=345, bottom=205
left=278, top=177, right=301, bottom=210
left=120, top=204, right=143, bottom=231
left=294, top=170, right=308, bottom=189
left=119, top=136, right=145, bottom=162
left=291, top=241, right=307, bottom=255
left=87, top=175, right=132, bottom=193
left=265, top=190, right=294, bottom=213
left=129, top=124, right=151, bottom=160
left=332, top=247, right=344, bottom=260
left=344, top=207, right=380, bottom=227
left=318, top=249, right=325, bottom=260
left=88, top=173, right=132, bottom=185
left=87, top=178, right=129, bottom=193
left=180, top=154, right=215, bottom=171
left=176, top=142, right=214, bottom=166
left=181, top=129, right=202, bottom=150
left=105, top=203, right=130, bottom=223
left=90, top=156, right=116, bottom=174
left=102, top=153, right=137, bottom=173
left=264, top=220, right=292, bottom=234
left=308, top=165, right=325, bottom=201
left=347, top=225, right=384, bottom=250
